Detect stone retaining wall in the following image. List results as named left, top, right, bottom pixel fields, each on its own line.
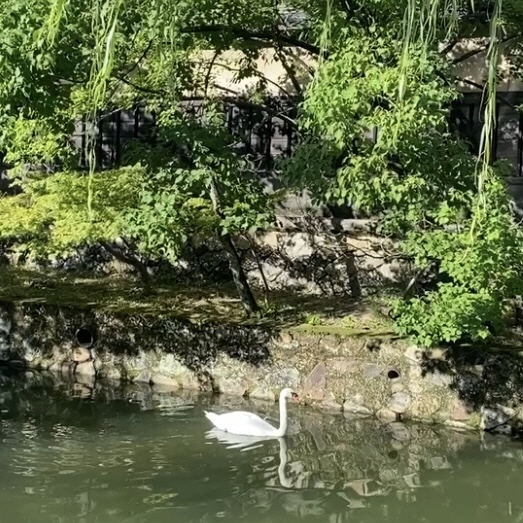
left=1, top=300, right=522, bottom=434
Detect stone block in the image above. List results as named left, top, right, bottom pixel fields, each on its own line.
left=377, top=408, right=397, bottom=422
left=72, top=347, right=91, bottom=363
left=133, top=370, right=151, bottom=383
left=249, top=386, right=276, bottom=402
left=389, top=392, right=411, bottom=414
left=481, top=404, right=516, bottom=430
left=303, top=362, right=326, bottom=401
left=151, top=374, right=179, bottom=389
left=75, top=360, right=96, bottom=376
left=343, top=399, right=372, bottom=417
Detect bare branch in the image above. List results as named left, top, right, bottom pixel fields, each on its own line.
left=180, top=24, right=326, bottom=58
left=455, top=76, right=518, bottom=110
left=452, top=34, right=517, bottom=65
left=275, top=48, right=302, bottom=96
left=281, top=48, right=316, bottom=77
left=203, top=50, right=220, bottom=97
left=123, top=40, right=154, bottom=78
left=440, top=37, right=460, bottom=56
left=209, top=61, right=294, bottom=98
left=100, top=241, right=152, bottom=293
left=202, top=89, right=299, bottom=128
left=108, top=40, right=155, bottom=100
left=117, top=76, right=165, bottom=96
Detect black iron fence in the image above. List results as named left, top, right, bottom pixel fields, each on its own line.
left=2, top=92, right=523, bottom=181
left=74, top=92, right=523, bottom=176
left=71, top=97, right=299, bottom=172
left=450, top=91, right=523, bottom=177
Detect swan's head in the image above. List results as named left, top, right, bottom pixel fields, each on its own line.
left=281, top=388, right=299, bottom=401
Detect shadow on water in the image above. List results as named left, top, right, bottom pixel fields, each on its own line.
left=1, top=369, right=523, bottom=523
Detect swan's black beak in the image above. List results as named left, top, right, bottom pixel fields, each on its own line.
left=291, top=392, right=299, bottom=401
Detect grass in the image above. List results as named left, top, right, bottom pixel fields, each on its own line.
left=0, top=267, right=395, bottom=335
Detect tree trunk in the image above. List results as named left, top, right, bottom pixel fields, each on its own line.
left=100, top=241, right=153, bottom=294
left=345, top=252, right=362, bottom=299
left=243, top=233, right=270, bottom=304
left=218, top=233, right=260, bottom=316
left=208, top=178, right=260, bottom=316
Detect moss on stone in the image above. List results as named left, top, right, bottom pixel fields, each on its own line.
left=289, top=323, right=397, bottom=339
left=467, top=412, right=482, bottom=431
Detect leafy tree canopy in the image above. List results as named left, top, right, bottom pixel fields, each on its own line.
left=1, top=0, right=523, bottom=338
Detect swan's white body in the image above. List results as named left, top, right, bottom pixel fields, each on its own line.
left=204, top=388, right=295, bottom=437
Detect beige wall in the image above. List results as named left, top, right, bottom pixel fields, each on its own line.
left=190, top=48, right=314, bottom=97
left=189, top=38, right=523, bottom=98
left=447, top=38, right=523, bottom=93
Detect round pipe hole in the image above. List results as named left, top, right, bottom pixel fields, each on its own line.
left=387, top=369, right=400, bottom=380
left=75, top=327, right=96, bottom=348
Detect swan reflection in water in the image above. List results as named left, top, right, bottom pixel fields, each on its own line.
left=205, top=427, right=362, bottom=520
left=205, top=424, right=433, bottom=522
left=205, top=427, right=293, bottom=487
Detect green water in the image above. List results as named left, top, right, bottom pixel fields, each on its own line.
left=1, top=370, right=523, bottom=523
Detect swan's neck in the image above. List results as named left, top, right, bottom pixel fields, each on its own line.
left=275, top=393, right=288, bottom=437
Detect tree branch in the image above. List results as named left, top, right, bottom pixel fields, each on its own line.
left=117, top=76, right=165, bottom=96
left=124, top=40, right=154, bottom=78
left=210, top=61, right=294, bottom=98
left=455, top=76, right=518, bottom=109
left=440, top=37, right=460, bottom=56
left=99, top=241, right=153, bottom=293
left=204, top=50, right=220, bottom=98
left=282, top=47, right=316, bottom=76
left=274, top=48, right=302, bottom=96
left=108, top=40, right=155, bottom=100
left=180, top=24, right=326, bottom=58
left=452, top=34, right=517, bottom=65
left=219, top=95, right=299, bottom=128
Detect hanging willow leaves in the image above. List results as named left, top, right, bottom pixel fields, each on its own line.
left=282, top=0, right=523, bottom=345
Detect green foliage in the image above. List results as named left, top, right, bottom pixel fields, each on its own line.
left=126, top=104, right=274, bottom=262
left=393, top=175, right=523, bottom=346
left=0, top=166, right=143, bottom=256
left=304, top=313, right=323, bottom=326
left=0, top=0, right=278, bottom=268
left=393, top=285, right=499, bottom=347
left=283, top=14, right=523, bottom=346
left=126, top=168, right=217, bottom=262
left=2, top=116, right=75, bottom=174
left=285, top=33, right=476, bottom=232
left=2, top=0, right=523, bottom=339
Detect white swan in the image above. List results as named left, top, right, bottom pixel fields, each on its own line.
left=204, top=388, right=297, bottom=437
